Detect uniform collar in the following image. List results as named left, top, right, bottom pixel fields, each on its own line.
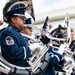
left=9, top=24, right=19, bottom=32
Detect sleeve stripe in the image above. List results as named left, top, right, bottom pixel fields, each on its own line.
left=54, top=55, right=60, bottom=62
left=23, top=46, right=26, bottom=59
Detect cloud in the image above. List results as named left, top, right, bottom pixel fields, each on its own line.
left=33, top=0, right=75, bottom=15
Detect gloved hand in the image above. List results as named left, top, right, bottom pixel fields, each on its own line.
left=29, top=43, right=42, bottom=52
left=64, top=56, right=74, bottom=62
left=58, top=44, right=67, bottom=55
left=46, top=33, right=52, bottom=39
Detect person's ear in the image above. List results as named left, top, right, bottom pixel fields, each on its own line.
left=11, top=17, right=16, bottom=23
left=21, top=30, right=23, bottom=33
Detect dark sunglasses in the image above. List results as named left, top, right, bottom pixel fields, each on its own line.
left=27, top=27, right=32, bottom=30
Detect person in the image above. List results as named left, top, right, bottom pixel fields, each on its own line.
left=21, top=18, right=32, bottom=36
left=40, top=22, right=68, bottom=75
left=0, top=2, right=41, bottom=75
left=71, top=29, right=75, bottom=41
left=69, top=29, right=75, bottom=60
left=0, top=3, right=30, bottom=75
left=20, top=18, right=36, bottom=46
left=69, top=40, right=75, bottom=52
left=69, top=29, right=75, bottom=52
left=42, top=43, right=67, bottom=75
left=38, top=21, right=66, bottom=75
left=0, top=20, right=3, bottom=25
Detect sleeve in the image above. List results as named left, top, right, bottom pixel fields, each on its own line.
left=48, top=47, right=62, bottom=66
left=1, top=32, right=31, bottom=60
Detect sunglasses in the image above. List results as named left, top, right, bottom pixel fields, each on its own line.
left=27, top=27, right=32, bottom=30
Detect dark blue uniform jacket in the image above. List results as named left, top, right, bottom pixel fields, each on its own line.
left=43, top=47, right=62, bottom=75
left=0, top=25, right=31, bottom=67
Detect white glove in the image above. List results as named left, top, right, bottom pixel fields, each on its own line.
left=46, top=33, right=52, bottom=39
left=58, top=44, right=67, bottom=55
left=64, top=56, right=74, bottom=62
left=29, top=43, right=42, bottom=51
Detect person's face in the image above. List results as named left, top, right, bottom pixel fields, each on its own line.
left=21, top=27, right=32, bottom=36
left=0, top=20, right=3, bottom=25
left=11, top=16, right=25, bottom=31
left=71, top=32, right=75, bottom=40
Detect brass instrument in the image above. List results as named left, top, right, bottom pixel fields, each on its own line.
left=27, top=44, right=49, bottom=72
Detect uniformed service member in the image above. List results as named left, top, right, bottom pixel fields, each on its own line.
left=40, top=25, right=66, bottom=75
left=0, top=2, right=41, bottom=75
left=43, top=43, right=66, bottom=75
left=21, top=18, right=32, bottom=36
left=20, top=18, right=42, bottom=52
left=1, top=2, right=44, bottom=75
left=20, top=18, right=33, bottom=45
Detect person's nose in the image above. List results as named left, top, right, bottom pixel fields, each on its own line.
left=23, top=19, right=25, bottom=24
left=31, top=29, right=32, bottom=32
left=24, top=20, right=26, bottom=24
